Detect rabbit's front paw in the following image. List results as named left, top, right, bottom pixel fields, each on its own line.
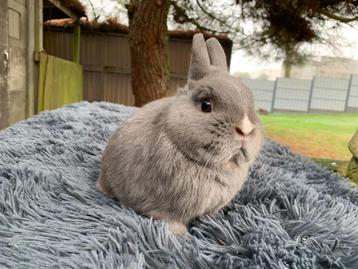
left=168, top=221, right=187, bottom=235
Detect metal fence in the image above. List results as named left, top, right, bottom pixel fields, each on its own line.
left=242, top=75, right=358, bottom=112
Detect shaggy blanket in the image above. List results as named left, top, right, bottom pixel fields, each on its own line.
left=0, top=102, right=357, bottom=269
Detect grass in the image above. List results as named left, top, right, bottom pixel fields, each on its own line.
left=260, top=113, right=358, bottom=161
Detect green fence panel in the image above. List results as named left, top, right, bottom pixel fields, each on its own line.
left=38, top=52, right=83, bottom=112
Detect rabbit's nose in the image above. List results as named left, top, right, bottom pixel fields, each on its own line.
left=236, top=114, right=255, bottom=136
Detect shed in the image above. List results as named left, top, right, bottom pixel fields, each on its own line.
left=0, top=0, right=85, bottom=129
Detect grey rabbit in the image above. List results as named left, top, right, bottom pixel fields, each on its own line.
left=97, top=33, right=263, bottom=235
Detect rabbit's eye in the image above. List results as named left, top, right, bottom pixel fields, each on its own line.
left=201, top=99, right=212, bottom=113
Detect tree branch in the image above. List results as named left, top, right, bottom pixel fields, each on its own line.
left=170, top=1, right=225, bottom=34
left=84, top=0, right=99, bottom=22
left=320, top=9, right=358, bottom=23
left=195, top=0, right=234, bottom=30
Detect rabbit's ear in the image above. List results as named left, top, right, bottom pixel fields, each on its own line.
left=188, top=33, right=211, bottom=81
left=206, top=37, right=227, bottom=71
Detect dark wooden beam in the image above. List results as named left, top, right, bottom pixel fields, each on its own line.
left=47, top=0, right=78, bottom=20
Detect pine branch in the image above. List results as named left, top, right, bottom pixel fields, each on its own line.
left=170, top=1, right=224, bottom=34
left=195, top=0, right=234, bottom=30
left=320, top=9, right=358, bottom=23
left=85, top=0, right=99, bottom=22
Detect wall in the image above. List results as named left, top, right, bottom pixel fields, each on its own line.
left=0, top=0, right=9, bottom=129
left=8, top=0, right=27, bottom=124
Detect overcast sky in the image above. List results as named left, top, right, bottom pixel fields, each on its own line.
left=230, top=23, right=358, bottom=74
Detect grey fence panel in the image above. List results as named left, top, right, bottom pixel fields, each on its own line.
left=240, top=75, right=358, bottom=113
left=274, top=78, right=311, bottom=111
left=241, top=78, right=274, bottom=112
left=348, top=75, right=358, bottom=111
left=310, top=77, right=349, bottom=111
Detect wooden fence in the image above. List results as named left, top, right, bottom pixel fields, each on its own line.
left=44, top=27, right=232, bottom=106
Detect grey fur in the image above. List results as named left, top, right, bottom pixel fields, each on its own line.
left=1, top=101, right=358, bottom=268
left=97, top=34, right=263, bottom=234
left=188, top=34, right=211, bottom=80
left=206, top=37, right=227, bottom=70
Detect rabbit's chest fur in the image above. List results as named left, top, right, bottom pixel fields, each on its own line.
left=101, top=104, right=251, bottom=223
left=156, top=131, right=250, bottom=220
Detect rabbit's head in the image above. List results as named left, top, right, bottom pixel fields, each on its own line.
left=165, top=33, right=262, bottom=167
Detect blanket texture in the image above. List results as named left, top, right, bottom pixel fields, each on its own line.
left=0, top=102, right=357, bottom=269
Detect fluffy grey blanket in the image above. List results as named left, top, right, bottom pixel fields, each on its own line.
left=0, top=102, right=357, bottom=269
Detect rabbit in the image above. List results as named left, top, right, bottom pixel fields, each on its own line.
left=96, top=33, right=263, bottom=235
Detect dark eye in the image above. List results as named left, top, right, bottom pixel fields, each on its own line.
left=201, top=99, right=212, bottom=113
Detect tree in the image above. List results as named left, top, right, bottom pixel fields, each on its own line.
left=127, top=0, right=170, bottom=107
left=235, top=0, right=358, bottom=77
left=125, top=0, right=358, bottom=105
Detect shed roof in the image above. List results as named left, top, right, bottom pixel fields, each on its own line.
left=44, top=18, right=232, bottom=48
left=58, top=0, right=86, bottom=16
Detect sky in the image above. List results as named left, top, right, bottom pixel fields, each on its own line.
left=230, top=23, right=358, bottom=74
left=79, top=0, right=358, bottom=75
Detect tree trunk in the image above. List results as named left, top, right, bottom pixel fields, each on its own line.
left=128, top=0, right=170, bottom=107
left=283, top=45, right=294, bottom=78
left=283, top=59, right=292, bottom=78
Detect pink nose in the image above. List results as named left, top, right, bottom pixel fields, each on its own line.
left=236, top=114, right=255, bottom=136
left=236, top=127, right=245, bottom=136
left=235, top=126, right=254, bottom=136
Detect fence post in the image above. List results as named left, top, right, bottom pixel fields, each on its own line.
left=73, top=23, right=81, bottom=64
left=271, top=78, right=278, bottom=112
left=344, top=74, right=353, bottom=112
left=307, top=76, right=315, bottom=113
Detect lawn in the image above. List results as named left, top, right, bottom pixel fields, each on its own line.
left=260, top=113, right=358, bottom=161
